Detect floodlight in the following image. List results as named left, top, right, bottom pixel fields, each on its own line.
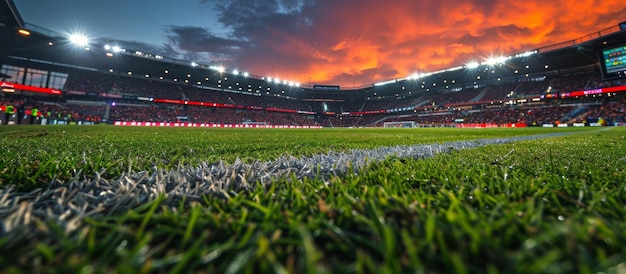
left=243, top=72, right=249, bottom=77
left=465, top=61, right=480, bottom=69
left=69, top=33, right=89, bottom=46
left=485, top=56, right=508, bottom=66
left=191, top=62, right=198, bottom=67
left=232, top=69, right=239, bottom=75
left=18, top=29, right=31, bottom=36
left=217, top=66, right=225, bottom=73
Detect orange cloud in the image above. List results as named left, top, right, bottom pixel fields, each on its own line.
left=227, top=0, right=626, bottom=87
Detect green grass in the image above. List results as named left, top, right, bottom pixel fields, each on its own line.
left=0, top=125, right=597, bottom=191
left=1, top=125, right=625, bottom=273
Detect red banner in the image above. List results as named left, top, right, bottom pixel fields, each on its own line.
left=114, top=121, right=322, bottom=128
left=0, top=81, right=62, bottom=95
left=560, top=85, right=626, bottom=98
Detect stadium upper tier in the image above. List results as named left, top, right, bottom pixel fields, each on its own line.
left=1, top=1, right=625, bottom=98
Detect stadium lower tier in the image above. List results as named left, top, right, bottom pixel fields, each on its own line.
left=1, top=94, right=624, bottom=127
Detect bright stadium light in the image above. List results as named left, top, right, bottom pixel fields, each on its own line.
left=18, top=29, right=31, bottom=36
left=69, top=33, right=89, bottom=46
left=243, top=72, right=249, bottom=77
left=484, top=56, right=508, bottom=66
left=407, top=73, right=420, bottom=80
left=515, top=50, right=537, bottom=58
left=465, top=61, right=480, bottom=69
left=104, top=44, right=123, bottom=53
left=232, top=69, right=239, bottom=75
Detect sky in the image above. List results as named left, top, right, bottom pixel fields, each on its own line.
left=12, top=0, right=626, bottom=87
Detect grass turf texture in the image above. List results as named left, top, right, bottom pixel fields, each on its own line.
left=1, top=125, right=625, bottom=273
left=0, top=125, right=599, bottom=191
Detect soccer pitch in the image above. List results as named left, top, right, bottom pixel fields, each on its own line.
left=1, top=125, right=625, bottom=273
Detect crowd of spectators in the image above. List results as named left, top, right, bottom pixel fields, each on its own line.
left=1, top=96, right=89, bottom=124
left=2, top=69, right=626, bottom=127
left=574, top=95, right=626, bottom=125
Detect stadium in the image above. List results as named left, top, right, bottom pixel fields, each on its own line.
left=1, top=0, right=626, bottom=272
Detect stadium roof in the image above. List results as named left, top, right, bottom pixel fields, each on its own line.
left=1, top=0, right=625, bottom=100
left=0, top=0, right=23, bottom=29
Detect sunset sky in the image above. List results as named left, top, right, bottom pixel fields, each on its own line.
left=13, top=0, right=626, bottom=87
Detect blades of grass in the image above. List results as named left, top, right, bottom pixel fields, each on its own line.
left=136, top=194, right=164, bottom=240
left=35, top=243, right=55, bottom=261
left=225, top=248, right=256, bottom=274
left=236, top=224, right=258, bottom=249
left=255, top=235, right=269, bottom=259
left=183, top=205, right=201, bottom=243
left=87, top=226, right=96, bottom=254
left=425, top=212, right=436, bottom=243
left=200, top=242, right=235, bottom=265
left=128, top=232, right=153, bottom=263
left=400, top=230, right=423, bottom=270
left=298, top=224, right=320, bottom=274
left=170, top=230, right=209, bottom=274
left=449, top=252, right=468, bottom=274
left=241, top=199, right=270, bottom=216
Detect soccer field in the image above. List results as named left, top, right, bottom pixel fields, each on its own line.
left=1, top=125, right=625, bottom=273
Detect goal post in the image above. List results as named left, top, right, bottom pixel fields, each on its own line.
left=383, top=121, right=417, bottom=128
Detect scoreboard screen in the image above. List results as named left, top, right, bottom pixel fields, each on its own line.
left=599, top=45, right=626, bottom=80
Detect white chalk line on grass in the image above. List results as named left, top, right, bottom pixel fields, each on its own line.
left=0, top=132, right=575, bottom=243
